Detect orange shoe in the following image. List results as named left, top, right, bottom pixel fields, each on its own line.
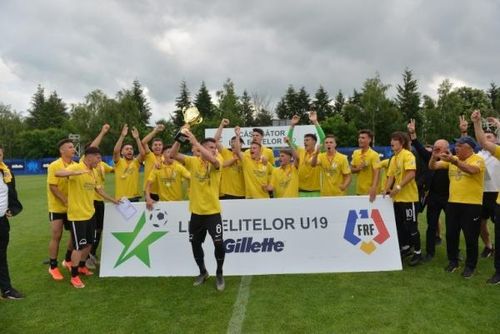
left=70, top=276, right=85, bottom=289
left=78, top=266, right=94, bottom=276
left=62, top=260, right=72, bottom=271
left=48, top=267, right=64, bottom=281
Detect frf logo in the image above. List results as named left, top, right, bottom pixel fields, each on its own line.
left=343, top=209, right=390, bottom=254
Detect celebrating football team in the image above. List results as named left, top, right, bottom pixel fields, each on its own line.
left=1, top=109, right=499, bottom=300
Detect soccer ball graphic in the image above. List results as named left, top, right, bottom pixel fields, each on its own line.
left=148, top=208, right=168, bottom=228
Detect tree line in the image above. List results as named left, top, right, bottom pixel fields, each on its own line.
left=1, top=70, right=499, bottom=159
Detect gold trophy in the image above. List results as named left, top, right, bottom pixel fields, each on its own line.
left=174, top=106, right=203, bottom=143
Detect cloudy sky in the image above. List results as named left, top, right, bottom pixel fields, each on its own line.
left=1, top=0, right=499, bottom=122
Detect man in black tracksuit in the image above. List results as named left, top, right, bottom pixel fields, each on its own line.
left=408, top=120, right=450, bottom=261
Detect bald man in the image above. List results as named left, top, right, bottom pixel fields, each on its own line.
left=408, top=119, right=450, bottom=262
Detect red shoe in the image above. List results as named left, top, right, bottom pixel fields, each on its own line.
left=62, top=260, right=72, bottom=271
left=78, top=266, right=94, bottom=276
left=70, top=276, right=85, bottom=289
left=48, top=267, right=64, bottom=281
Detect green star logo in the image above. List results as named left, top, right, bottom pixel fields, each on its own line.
left=112, top=212, right=167, bottom=268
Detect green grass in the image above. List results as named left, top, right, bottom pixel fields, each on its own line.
left=1, top=174, right=499, bottom=333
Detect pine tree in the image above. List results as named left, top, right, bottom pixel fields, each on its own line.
left=217, top=78, right=242, bottom=124
left=275, top=86, right=297, bottom=121
left=240, top=90, right=254, bottom=126
left=333, top=90, right=345, bottom=115
left=312, top=86, right=333, bottom=121
left=396, top=68, right=421, bottom=124
left=173, top=81, right=191, bottom=127
left=26, top=85, right=69, bottom=130
left=131, top=80, right=152, bottom=125
left=194, top=82, right=215, bottom=120
left=296, top=87, right=311, bottom=123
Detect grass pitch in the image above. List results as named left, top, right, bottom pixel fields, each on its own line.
left=1, top=174, right=498, bottom=333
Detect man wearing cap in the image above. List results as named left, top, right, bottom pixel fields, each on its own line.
left=472, top=110, right=500, bottom=284
left=429, top=135, right=485, bottom=278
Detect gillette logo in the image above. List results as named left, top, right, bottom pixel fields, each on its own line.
left=224, top=237, right=284, bottom=253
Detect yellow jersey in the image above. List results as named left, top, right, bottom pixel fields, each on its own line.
left=220, top=147, right=245, bottom=197
left=143, top=152, right=163, bottom=193
left=244, top=145, right=275, bottom=166
left=437, top=154, right=485, bottom=205
left=387, top=149, right=418, bottom=202
left=351, top=147, right=380, bottom=195
left=114, top=157, right=141, bottom=199
left=271, top=164, right=299, bottom=198
left=296, top=148, right=321, bottom=191
left=47, top=158, right=75, bottom=213
left=66, top=162, right=100, bottom=221
left=317, top=152, right=351, bottom=196
left=184, top=156, right=223, bottom=215
left=241, top=154, right=273, bottom=199
left=148, top=161, right=190, bottom=201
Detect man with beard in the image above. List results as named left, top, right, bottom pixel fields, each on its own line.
left=113, top=124, right=145, bottom=201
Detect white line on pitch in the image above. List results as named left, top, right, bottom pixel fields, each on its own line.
left=227, top=275, right=253, bottom=334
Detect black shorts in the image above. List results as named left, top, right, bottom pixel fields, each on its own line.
left=393, top=202, right=418, bottom=225
left=481, top=192, right=498, bottom=221
left=128, top=196, right=142, bottom=203
left=49, top=212, right=71, bottom=231
left=220, top=194, right=245, bottom=200
left=69, top=217, right=96, bottom=250
left=189, top=213, right=223, bottom=244
left=149, top=193, right=160, bottom=202
left=94, top=200, right=105, bottom=230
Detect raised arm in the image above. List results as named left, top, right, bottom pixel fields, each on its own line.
left=90, top=124, right=110, bottom=148
left=309, top=111, right=326, bottom=145
left=169, top=140, right=186, bottom=163
left=131, top=126, right=146, bottom=163
left=407, top=118, right=431, bottom=163
left=141, top=124, right=165, bottom=154
left=287, top=115, right=300, bottom=149
left=113, top=124, right=128, bottom=163
left=284, top=136, right=299, bottom=168
left=184, top=129, right=221, bottom=169
left=214, top=118, right=230, bottom=151
left=459, top=115, right=468, bottom=137
left=472, top=110, right=498, bottom=155
left=310, top=145, right=320, bottom=167
left=233, top=126, right=243, bottom=159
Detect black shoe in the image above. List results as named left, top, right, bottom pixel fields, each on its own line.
left=400, top=248, right=412, bottom=258
left=215, top=274, right=225, bottom=292
left=486, top=273, right=500, bottom=285
left=422, top=254, right=434, bottom=263
left=193, top=272, right=209, bottom=286
left=1, top=288, right=24, bottom=300
left=444, top=262, right=459, bottom=273
left=435, top=236, right=442, bottom=246
left=481, top=247, right=493, bottom=258
left=462, top=267, right=474, bottom=279
left=408, top=253, right=423, bottom=266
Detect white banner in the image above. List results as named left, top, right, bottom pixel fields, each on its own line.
left=100, top=196, right=402, bottom=277
left=205, top=125, right=317, bottom=148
